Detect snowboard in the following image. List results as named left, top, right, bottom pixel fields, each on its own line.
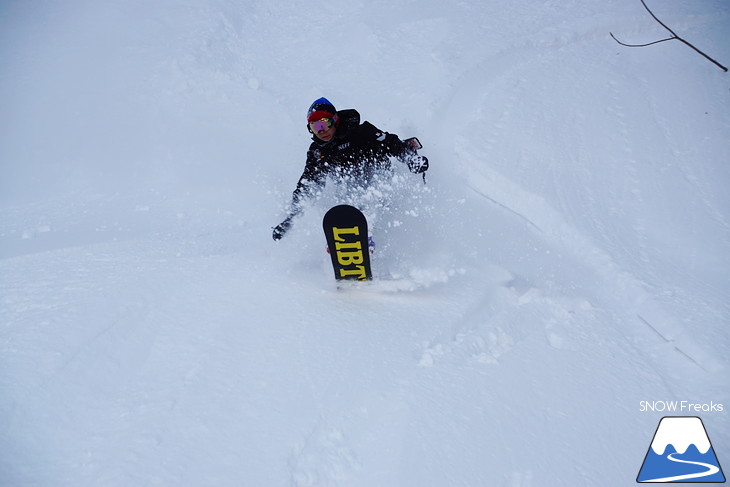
left=323, top=205, right=373, bottom=281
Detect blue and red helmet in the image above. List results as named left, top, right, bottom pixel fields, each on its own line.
left=307, top=97, right=337, bottom=123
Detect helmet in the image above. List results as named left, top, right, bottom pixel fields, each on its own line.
left=307, top=97, right=337, bottom=123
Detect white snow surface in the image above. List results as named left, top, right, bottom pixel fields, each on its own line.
left=1, top=0, right=729, bottom=486
left=650, top=417, right=711, bottom=455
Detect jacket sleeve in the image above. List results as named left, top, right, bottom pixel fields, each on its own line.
left=361, top=121, right=417, bottom=162
left=288, top=149, right=327, bottom=215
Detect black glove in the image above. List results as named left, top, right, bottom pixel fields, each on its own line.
left=407, top=155, right=429, bottom=174
left=272, top=216, right=293, bottom=241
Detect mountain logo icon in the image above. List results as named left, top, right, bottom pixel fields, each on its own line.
left=637, top=416, right=726, bottom=483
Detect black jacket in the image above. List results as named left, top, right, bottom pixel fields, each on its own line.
left=288, top=109, right=417, bottom=214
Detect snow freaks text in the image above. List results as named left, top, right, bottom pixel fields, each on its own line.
left=639, top=401, right=724, bottom=413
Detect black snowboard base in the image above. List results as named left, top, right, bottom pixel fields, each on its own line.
left=323, top=205, right=373, bottom=281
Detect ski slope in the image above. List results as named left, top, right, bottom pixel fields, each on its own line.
left=1, top=0, right=729, bottom=485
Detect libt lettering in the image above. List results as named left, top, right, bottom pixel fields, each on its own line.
left=332, top=226, right=367, bottom=280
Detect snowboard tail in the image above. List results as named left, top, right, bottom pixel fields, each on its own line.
left=323, top=205, right=373, bottom=281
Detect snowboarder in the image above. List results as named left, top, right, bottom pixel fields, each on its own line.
left=272, top=97, right=429, bottom=240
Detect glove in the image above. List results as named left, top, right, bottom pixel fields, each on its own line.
left=272, top=216, right=293, bottom=241
left=407, top=155, right=429, bottom=174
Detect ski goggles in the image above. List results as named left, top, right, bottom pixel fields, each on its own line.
left=309, top=117, right=335, bottom=133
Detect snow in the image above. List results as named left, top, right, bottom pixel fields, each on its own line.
left=650, top=417, right=711, bottom=455
left=1, top=0, right=729, bottom=486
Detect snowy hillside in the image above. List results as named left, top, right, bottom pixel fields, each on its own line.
left=1, top=0, right=729, bottom=485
